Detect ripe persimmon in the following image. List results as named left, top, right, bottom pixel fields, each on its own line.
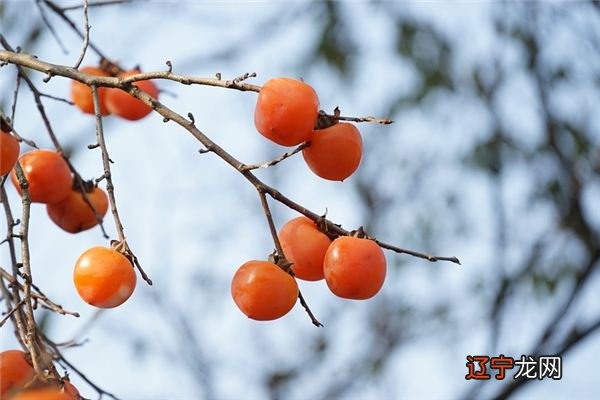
left=303, top=122, right=363, bottom=181
left=254, top=77, right=319, bottom=146
left=323, top=236, right=386, bottom=300
left=278, top=216, right=331, bottom=281
left=105, top=70, right=159, bottom=121
left=47, top=187, right=108, bottom=233
left=59, top=381, right=80, bottom=399
left=71, top=66, right=111, bottom=115
left=10, top=387, right=74, bottom=400
left=74, top=247, right=137, bottom=308
left=10, top=150, right=73, bottom=204
left=0, top=350, right=34, bottom=397
left=231, top=260, right=298, bottom=320
left=0, top=130, right=20, bottom=176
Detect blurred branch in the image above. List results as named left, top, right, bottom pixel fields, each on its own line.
left=72, top=0, right=90, bottom=69
left=61, top=0, right=138, bottom=11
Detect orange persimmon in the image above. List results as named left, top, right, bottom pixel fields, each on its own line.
left=1, top=130, right=20, bottom=176
left=71, top=66, right=111, bottom=115
left=0, top=350, right=34, bottom=397
left=47, top=187, right=108, bottom=233
left=10, top=150, right=72, bottom=204
left=303, top=122, right=362, bottom=181
left=105, top=69, right=159, bottom=121
left=323, top=236, right=386, bottom=300
left=10, top=387, right=75, bottom=400
left=254, top=77, right=319, bottom=146
left=278, top=216, right=331, bottom=281
left=74, top=247, right=137, bottom=308
left=231, top=260, right=298, bottom=321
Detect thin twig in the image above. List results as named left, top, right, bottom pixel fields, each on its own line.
left=42, top=0, right=112, bottom=62
left=258, top=191, right=323, bottom=327
left=243, top=143, right=308, bottom=171
left=258, top=191, right=285, bottom=260
left=72, top=0, right=90, bottom=69
left=0, top=298, right=26, bottom=327
left=335, top=114, right=393, bottom=125
left=1, top=268, right=80, bottom=317
left=0, top=184, right=29, bottom=348
left=0, top=110, right=39, bottom=148
left=12, top=161, right=48, bottom=376
left=61, top=0, right=137, bottom=11
left=10, top=71, right=21, bottom=123
left=91, top=85, right=125, bottom=241
left=35, top=0, right=69, bottom=55
left=43, top=334, right=121, bottom=400
left=91, top=86, right=152, bottom=285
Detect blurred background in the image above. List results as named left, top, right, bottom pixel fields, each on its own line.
left=1, top=1, right=599, bottom=399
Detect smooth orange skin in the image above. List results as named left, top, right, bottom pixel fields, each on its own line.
left=303, top=123, right=363, bottom=181
left=9, top=387, right=74, bottom=400
left=324, top=236, right=386, bottom=300
left=105, top=70, right=159, bottom=121
left=278, top=217, right=331, bottom=281
left=10, top=150, right=73, bottom=204
left=0, top=350, right=34, bottom=397
left=231, top=260, right=298, bottom=321
left=1, top=130, right=20, bottom=176
left=74, top=247, right=137, bottom=309
left=47, top=187, right=108, bottom=233
left=71, top=66, right=111, bottom=115
left=254, top=77, right=319, bottom=146
left=61, top=382, right=80, bottom=399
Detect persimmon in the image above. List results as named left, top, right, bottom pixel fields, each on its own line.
left=0, top=130, right=20, bottom=176
left=10, top=150, right=72, bottom=204
left=231, top=260, right=298, bottom=321
left=10, top=387, right=74, bottom=400
left=303, top=122, right=363, bottom=181
left=323, top=236, right=386, bottom=300
left=254, top=77, right=319, bottom=146
left=74, top=246, right=137, bottom=308
left=47, top=187, right=108, bottom=233
left=0, top=350, right=34, bottom=397
left=278, top=216, right=331, bottom=281
left=105, top=69, right=159, bottom=121
left=71, top=66, right=111, bottom=115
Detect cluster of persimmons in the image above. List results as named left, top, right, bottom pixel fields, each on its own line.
left=0, top=64, right=158, bottom=399
left=0, top=350, right=79, bottom=399
left=0, top=71, right=387, bottom=397
left=232, top=77, right=386, bottom=321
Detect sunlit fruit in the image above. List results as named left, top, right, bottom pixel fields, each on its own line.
left=47, top=187, right=108, bottom=233
left=278, top=216, right=331, bottom=281
left=60, top=381, right=80, bottom=399
left=105, top=69, right=159, bottom=121
left=10, top=387, right=74, bottom=400
left=0, top=130, right=20, bottom=176
left=10, top=150, right=73, bottom=204
left=0, top=350, right=34, bottom=397
left=254, top=77, right=319, bottom=146
left=71, top=66, right=111, bottom=115
left=323, top=236, right=386, bottom=300
left=74, top=247, right=137, bottom=308
left=303, top=122, right=362, bottom=181
left=231, top=260, right=298, bottom=320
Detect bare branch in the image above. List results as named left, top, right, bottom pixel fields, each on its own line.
left=72, top=0, right=90, bottom=69
left=243, top=143, right=308, bottom=171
